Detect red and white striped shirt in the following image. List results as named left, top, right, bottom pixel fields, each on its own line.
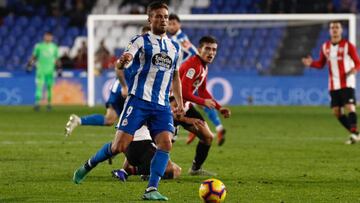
left=311, top=39, right=360, bottom=91
left=179, top=55, right=222, bottom=110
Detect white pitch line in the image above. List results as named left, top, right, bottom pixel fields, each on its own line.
left=0, top=140, right=109, bottom=145
left=0, top=131, right=113, bottom=137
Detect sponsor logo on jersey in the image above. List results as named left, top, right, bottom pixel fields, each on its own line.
left=152, top=52, right=172, bottom=71
left=186, top=68, right=195, bottom=79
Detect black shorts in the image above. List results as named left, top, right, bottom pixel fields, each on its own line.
left=125, top=140, right=156, bottom=174
left=330, top=88, right=356, bottom=107
left=174, top=105, right=205, bottom=128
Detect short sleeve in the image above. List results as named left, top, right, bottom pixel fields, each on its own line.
left=175, top=48, right=183, bottom=71
left=124, top=36, right=143, bottom=57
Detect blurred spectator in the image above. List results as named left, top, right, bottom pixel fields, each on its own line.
left=338, top=0, right=357, bottom=13
left=260, top=0, right=360, bottom=13
left=68, top=0, right=87, bottom=27
left=74, top=40, right=87, bottom=69
left=119, top=0, right=170, bottom=14
left=60, top=50, right=74, bottom=69
left=102, top=55, right=117, bottom=70
left=95, top=39, right=110, bottom=70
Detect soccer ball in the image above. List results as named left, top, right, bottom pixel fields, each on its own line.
left=199, top=178, right=227, bottom=203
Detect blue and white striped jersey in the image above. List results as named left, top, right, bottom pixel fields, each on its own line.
left=170, top=29, right=197, bottom=62
left=124, top=32, right=181, bottom=106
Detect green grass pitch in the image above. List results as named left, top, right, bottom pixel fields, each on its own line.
left=1, top=106, right=360, bottom=202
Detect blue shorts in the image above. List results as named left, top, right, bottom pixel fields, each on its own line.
left=117, top=95, right=175, bottom=137
left=105, top=82, right=126, bottom=116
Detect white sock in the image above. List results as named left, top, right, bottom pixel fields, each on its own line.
left=215, top=125, right=224, bottom=132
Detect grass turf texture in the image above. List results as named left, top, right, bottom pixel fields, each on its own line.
left=1, top=106, right=360, bottom=202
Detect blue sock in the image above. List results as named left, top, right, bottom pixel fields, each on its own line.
left=204, top=107, right=221, bottom=127
left=148, top=149, right=169, bottom=188
left=87, top=142, right=114, bottom=169
left=81, top=114, right=105, bottom=126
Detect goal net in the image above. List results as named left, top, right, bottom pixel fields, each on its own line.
left=87, top=14, right=356, bottom=106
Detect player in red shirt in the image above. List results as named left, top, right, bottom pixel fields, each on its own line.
left=179, top=36, right=231, bottom=174
left=302, top=21, right=360, bottom=144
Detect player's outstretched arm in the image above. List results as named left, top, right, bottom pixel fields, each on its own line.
left=301, top=55, right=313, bottom=67
left=219, top=107, right=231, bottom=118
left=302, top=46, right=326, bottom=69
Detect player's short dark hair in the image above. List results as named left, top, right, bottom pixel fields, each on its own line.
left=147, top=1, right=168, bottom=16
left=141, top=25, right=151, bottom=34
left=199, top=36, right=218, bottom=47
left=329, top=20, right=342, bottom=27
left=169, top=13, right=180, bottom=22
left=44, top=31, right=53, bottom=35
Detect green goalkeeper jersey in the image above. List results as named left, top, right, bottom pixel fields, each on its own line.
left=33, top=42, right=59, bottom=73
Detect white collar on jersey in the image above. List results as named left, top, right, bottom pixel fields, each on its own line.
left=174, top=29, right=182, bottom=36
left=149, top=31, right=168, bottom=40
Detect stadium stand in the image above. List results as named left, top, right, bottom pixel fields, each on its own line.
left=0, top=0, right=357, bottom=75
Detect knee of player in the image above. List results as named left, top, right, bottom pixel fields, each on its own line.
left=173, top=165, right=182, bottom=179
left=201, top=133, right=214, bottom=145
left=111, top=141, right=128, bottom=153
left=104, top=115, right=118, bottom=126
left=332, top=111, right=342, bottom=118
left=157, top=140, right=172, bottom=151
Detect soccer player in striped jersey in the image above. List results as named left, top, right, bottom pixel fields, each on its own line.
left=72, top=2, right=184, bottom=201
left=180, top=36, right=231, bottom=175
left=64, top=26, right=151, bottom=137
left=168, top=13, right=227, bottom=146
left=302, top=21, right=360, bottom=144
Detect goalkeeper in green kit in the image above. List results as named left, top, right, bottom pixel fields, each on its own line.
left=27, top=32, right=61, bottom=111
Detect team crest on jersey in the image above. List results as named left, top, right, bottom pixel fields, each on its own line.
left=152, top=52, right=172, bottom=71
left=125, top=42, right=132, bottom=52
left=121, top=118, right=128, bottom=126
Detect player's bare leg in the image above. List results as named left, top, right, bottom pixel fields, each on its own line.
left=104, top=107, right=118, bottom=126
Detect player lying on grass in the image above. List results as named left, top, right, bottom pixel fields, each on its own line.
left=111, top=125, right=182, bottom=182
left=302, top=21, right=360, bottom=144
